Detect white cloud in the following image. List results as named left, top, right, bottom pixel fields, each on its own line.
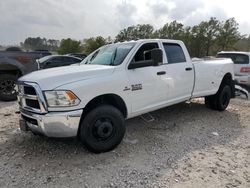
left=0, top=0, right=249, bottom=45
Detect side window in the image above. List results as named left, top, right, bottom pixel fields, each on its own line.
left=163, top=43, right=186, bottom=64
left=50, top=57, right=63, bottom=63
left=72, top=58, right=82, bottom=63
left=134, top=43, right=159, bottom=62
left=64, top=57, right=72, bottom=62
left=63, top=57, right=80, bottom=63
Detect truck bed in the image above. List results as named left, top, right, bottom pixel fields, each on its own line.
left=192, top=58, right=234, bottom=98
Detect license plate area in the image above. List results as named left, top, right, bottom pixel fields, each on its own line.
left=19, top=119, right=28, bottom=131
left=21, top=114, right=38, bottom=126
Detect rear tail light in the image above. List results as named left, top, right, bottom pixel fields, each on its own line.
left=240, top=67, right=250, bottom=73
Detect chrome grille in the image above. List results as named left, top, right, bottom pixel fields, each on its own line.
left=17, top=82, right=47, bottom=114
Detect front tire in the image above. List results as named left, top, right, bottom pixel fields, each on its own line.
left=0, top=74, right=18, bottom=101
left=79, top=105, right=125, bottom=153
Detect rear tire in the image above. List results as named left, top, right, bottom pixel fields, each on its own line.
left=0, top=74, right=18, bottom=101
left=79, top=105, right=125, bottom=153
left=215, top=85, right=231, bottom=111
left=205, top=85, right=231, bottom=111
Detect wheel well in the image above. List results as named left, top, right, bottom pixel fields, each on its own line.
left=82, top=94, right=128, bottom=118
left=220, top=73, right=235, bottom=97
left=221, top=73, right=232, bottom=85
left=0, top=64, right=22, bottom=77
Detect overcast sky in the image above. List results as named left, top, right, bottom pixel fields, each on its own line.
left=0, top=0, right=250, bottom=45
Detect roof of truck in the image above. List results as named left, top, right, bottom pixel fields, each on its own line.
left=119, top=39, right=183, bottom=44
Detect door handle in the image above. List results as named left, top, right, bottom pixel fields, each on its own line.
left=157, top=71, right=166, bottom=75
left=185, top=67, right=193, bottom=71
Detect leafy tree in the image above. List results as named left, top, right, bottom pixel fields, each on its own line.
left=20, top=17, right=245, bottom=57
left=202, top=17, right=220, bottom=56
left=21, top=37, right=59, bottom=51
left=22, top=37, right=44, bottom=50
left=234, top=35, right=250, bottom=51
left=46, top=39, right=60, bottom=51
left=188, top=24, right=207, bottom=57
left=216, top=18, right=242, bottom=51
left=188, top=17, right=220, bottom=57
left=115, top=24, right=154, bottom=42
left=155, top=21, right=185, bottom=39
left=83, top=36, right=107, bottom=54
left=58, top=38, right=82, bottom=54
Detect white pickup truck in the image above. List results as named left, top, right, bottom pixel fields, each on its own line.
left=18, top=39, right=235, bottom=153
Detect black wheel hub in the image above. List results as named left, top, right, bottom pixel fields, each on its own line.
left=0, top=80, right=16, bottom=95
left=93, top=118, right=114, bottom=140
left=222, top=92, right=229, bottom=106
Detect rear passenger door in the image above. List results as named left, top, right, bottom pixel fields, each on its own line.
left=163, top=42, right=194, bottom=103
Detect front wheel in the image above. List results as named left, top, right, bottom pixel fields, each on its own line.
left=79, top=105, right=125, bottom=153
left=0, top=74, right=18, bottom=101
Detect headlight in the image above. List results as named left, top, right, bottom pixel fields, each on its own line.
left=44, top=90, right=80, bottom=107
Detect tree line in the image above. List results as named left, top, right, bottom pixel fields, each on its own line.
left=19, top=17, right=250, bottom=58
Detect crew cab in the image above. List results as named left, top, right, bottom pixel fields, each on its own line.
left=217, top=51, right=250, bottom=86
left=18, top=39, right=235, bottom=153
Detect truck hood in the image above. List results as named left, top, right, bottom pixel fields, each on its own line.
left=19, top=64, right=115, bottom=90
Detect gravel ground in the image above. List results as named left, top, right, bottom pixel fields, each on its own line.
left=0, top=98, right=250, bottom=188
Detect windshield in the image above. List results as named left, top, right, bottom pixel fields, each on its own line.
left=217, top=53, right=249, bottom=64
left=81, top=42, right=136, bottom=66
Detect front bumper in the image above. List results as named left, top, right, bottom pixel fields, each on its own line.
left=235, top=75, right=250, bottom=86
left=20, top=109, right=83, bottom=137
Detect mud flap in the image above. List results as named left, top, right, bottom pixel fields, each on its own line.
left=235, top=85, right=249, bottom=100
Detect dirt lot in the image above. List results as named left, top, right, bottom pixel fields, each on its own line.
left=0, top=98, right=250, bottom=188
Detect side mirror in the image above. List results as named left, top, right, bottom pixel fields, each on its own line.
left=128, top=48, right=163, bottom=69
left=128, top=59, right=154, bottom=69
left=149, top=48, right=163, bottom=66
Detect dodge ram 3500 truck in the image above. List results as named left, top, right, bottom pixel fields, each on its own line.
left=18, top=39, right=235, bottom=153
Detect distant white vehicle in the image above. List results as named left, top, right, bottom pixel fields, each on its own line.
left=217, top=51, right=250, bottom=86
left=18, top=39, right=235, bottom=153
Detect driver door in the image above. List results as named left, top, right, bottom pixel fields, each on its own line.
left=126, top=42, right=168, bottom=115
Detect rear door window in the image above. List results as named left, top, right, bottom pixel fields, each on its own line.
left=63, top=57, right=81, bottom=63
left=50, top=57, right=63, bottom=63
left=163, top=43, right=186, bottom=64
left=217, top=53, right=249, bottom=64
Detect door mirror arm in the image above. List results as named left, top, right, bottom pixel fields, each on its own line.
left=128, top=60, right=154, bottom=69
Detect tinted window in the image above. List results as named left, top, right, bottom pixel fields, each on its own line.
left=163, top=43, right=186, bottom=64
left=72, top=58, right=82, bottom=63
left=50, top=57, right=63, bottom=63
left=63, top=57, right=81, bottom=63
left=217, top=53, right=249, bottom=64
left=134, top=43, right=159, bottom=62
